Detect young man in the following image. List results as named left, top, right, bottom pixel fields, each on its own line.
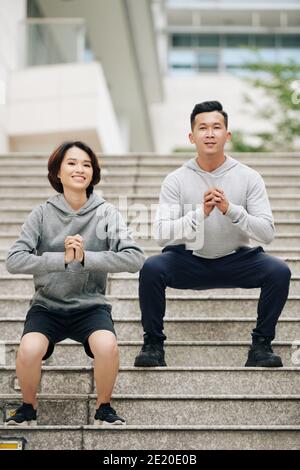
left=134, top=100, right=291, bottom=368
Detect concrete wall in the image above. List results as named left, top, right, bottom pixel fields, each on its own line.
left=8, top=62, right=124, bottom=153
left=0, top=0, right=26, bottom=153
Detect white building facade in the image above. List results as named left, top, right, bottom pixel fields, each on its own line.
left=0, top=0, right=163, bottom=153
left=150, top=0, right=300, bottom=152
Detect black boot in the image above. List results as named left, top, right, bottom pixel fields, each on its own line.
left=134, top=335, right=167, bottom=367
left=245, top=336, right=283, bottom=367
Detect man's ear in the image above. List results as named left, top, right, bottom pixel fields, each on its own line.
left=189, top=132, right=195, bottom=144
left=226, top=131, right=232, bottom=142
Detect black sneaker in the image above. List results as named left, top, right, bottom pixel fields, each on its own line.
left=134, top=337, right=167, bottom=367
left=5, top=403, right=37, bottom=426
left=245, top=337, right=283, bottom=367
left=94, top=403, right=126, bottom=426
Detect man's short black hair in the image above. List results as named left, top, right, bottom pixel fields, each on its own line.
left=190, top=101, right=228, bottom=129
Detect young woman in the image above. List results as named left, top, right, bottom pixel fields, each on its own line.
left=5, top=141, right=145, bottom=426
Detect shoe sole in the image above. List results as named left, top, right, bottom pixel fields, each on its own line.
left=134, top=359, right=167, bottom=367
left=5, top=420, right=37, bottom=427
left=94, top=419, right=126, bottom=426
left=245, top=359, right=283, bottom=367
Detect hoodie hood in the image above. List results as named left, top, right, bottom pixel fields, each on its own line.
left=184, top=155, right=239, bottom=177
left=46, top=191, right=105, bottom=216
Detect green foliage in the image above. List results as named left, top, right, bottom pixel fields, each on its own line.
left=229, top=131, right=266, bottom=152
left=173, top=147, right=194, bottom=153
left=231, top=58, right=300, bottom=152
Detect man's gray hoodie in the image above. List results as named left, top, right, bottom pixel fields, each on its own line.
left=154, top=156, right=275, bottom=258
left=6, top=193, right=145, bottom=311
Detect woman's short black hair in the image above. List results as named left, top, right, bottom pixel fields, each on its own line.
left=48, top=141, right=101, bottom=196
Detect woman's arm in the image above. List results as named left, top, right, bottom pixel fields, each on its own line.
left=83, top=206, right=145, bottom=273
left=6, top=205, right=66, bottom=275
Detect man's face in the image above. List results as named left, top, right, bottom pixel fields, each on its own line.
left=189, top=111, right=231, bottom=156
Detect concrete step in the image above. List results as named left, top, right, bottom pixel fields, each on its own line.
left=106, top=275, right=300, bottom=297
left=102, top=165, right=300, bottom=174
left=0, top=192, right=300, bottom=221
left=0, top=158, right=300, bottom=172
left=2, top=186, right=300, bottom=212
left=2, top=274, right=300, bottom=297
left=1, top=176, right=300, bottom=196
left=3, top=423, right=300, bottom=450
left=1, top=340, right=298, bottom=368
left=2, top=174, right=300, bottom=202
left=1, top=150, right=300, bottom=160
left=1, top=150, right=300, bottom=159
left=2, top=191, right=300, bottom=207
left=0, top=317, right=299, bottom=342
left=2, top=160, right=300, bottom=181
left=0, top=271, right=300, bottom=295
left=1, top=294, right=299, bottom=318
left=1, top=394, right=300, bottom=427
left=0, top=423, right=299, bottom=450
left=104, top=183, right=300, bottom=197
left=104, top=179, right=300, bottom=195
left=0, top=366, right=299, bottom=395
left=1, top=153, right=300, bottom=167
left=0, top=394, right=88, bottom=426
left=0, top=186, right=56, bottom=197
left=3, top=158, right=300, bottom=172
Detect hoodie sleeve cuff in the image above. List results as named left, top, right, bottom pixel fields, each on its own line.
left=44, top=252, right=66, bottom=272
left=192, top=206, right=205, bottom=225
left=225, top=202, right=244, bottom=223
left=81, top=251, right=99, bottom=271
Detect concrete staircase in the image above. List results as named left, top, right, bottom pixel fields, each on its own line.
left=0, top=152, right=299, bottom=450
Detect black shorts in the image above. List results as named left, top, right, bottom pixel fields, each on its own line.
left=22, top=303, right=116, bottom=360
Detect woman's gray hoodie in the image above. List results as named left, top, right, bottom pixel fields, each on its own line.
left=154, top=156, right=275, bottom=258
left=6, top=193, right=145, bottom=311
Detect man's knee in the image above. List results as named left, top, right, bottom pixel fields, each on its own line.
left=139, top=255, right=166, bottom=282
left=268, top=259, right=291, bottom=286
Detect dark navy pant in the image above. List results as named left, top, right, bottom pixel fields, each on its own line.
left=139, top=245, right=291, bottom=342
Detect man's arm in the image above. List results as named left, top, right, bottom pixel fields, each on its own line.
left=223, top=175, right=275, bottom=244
left=154, top=175, right=205, bottom=248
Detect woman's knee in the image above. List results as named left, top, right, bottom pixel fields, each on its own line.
left=17, top=333, right=48, bottom=364
left=89, top=331, right=118, bottom=358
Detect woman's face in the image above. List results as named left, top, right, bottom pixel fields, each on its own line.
left=58, top=146, right=93, bottom=193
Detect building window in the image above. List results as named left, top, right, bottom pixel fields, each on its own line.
left=169, top=33, right=300, bottom=74
left=280, top=35, right=300, bottom=48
